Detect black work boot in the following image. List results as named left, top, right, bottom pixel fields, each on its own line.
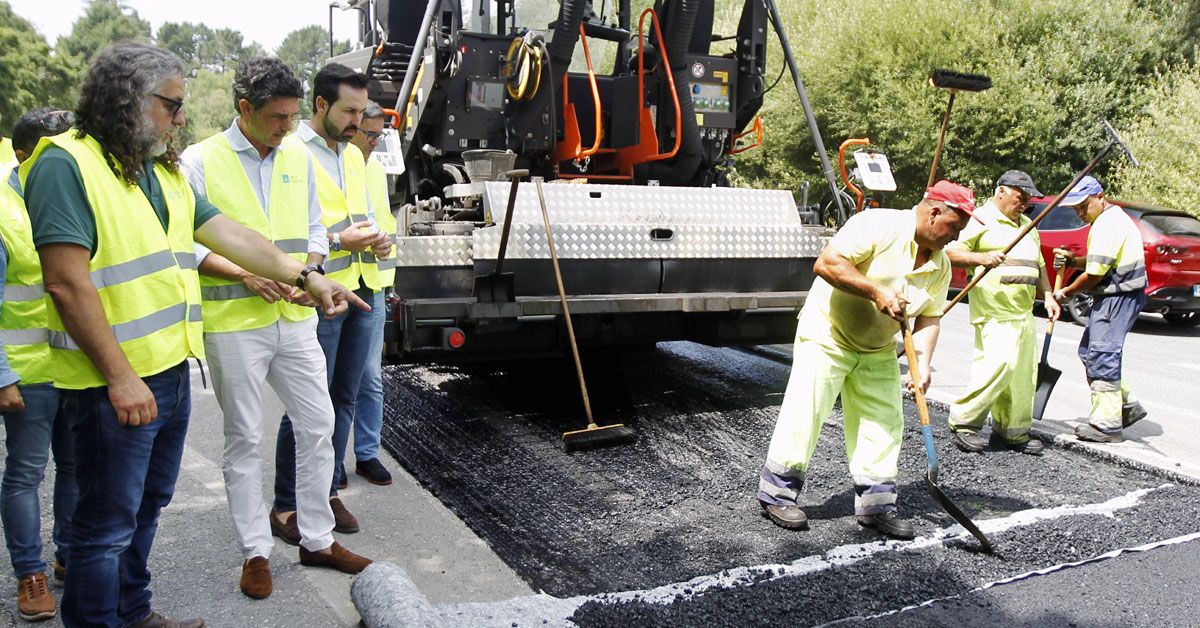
left=759, top=499, right=809, bottom=530
left=951, top=430, right=986, bottom=453
left=1122, top=402, right=1148, bottom=428
left=857, top=511, right=915, bottom=539
left=990, top=433, right=1045, bottom=456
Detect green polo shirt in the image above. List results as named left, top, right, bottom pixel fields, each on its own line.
left=22, top=145, right=220, bottom=255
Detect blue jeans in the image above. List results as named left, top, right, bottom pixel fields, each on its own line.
left=61, top=362, right=190, bottom=628
left=1, top=383, right=76, bottom=578
left=352, top=290, right=386, bottom=461
left=275, top=287, right=376, bottom=510
left=1079, top=291, right=1146, bottom=382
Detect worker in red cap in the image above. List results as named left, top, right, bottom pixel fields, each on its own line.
left=757, top=180, right=975, bottom=539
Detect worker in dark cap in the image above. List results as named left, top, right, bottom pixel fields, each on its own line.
left=757, top=180, right=976, bottom=540
left=945, top=170, right=1061, bottom=455
left=1052, top=175, right=1148, bottom=443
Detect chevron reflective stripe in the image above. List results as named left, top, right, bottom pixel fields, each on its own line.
left=49, top=302, right=191, bottom=351
left=3, top=283, right=44, bottom=302
left=1000, top=258, right=1040, bottom=268
left=273, top=238, right=308, bottom=254
left=174, top=252, right=197, bottom=270
left=90, top=250, right=177, bottom=289
left=1000, top=275, right=1039, bottom=285
left=201, top=284, right=257, bottom=301
left=0, top=328, right=49, bottom=346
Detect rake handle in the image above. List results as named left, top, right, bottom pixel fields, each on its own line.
left=534, top=178, right=595, bottom=424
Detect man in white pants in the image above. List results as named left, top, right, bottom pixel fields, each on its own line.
left=180, top=57, right=372, bottom=600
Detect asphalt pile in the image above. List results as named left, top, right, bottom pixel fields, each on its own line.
left=379, top=342, right=1200, bottom=624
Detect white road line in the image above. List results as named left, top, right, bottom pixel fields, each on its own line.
left=353, top=485, right=1172, bottom=628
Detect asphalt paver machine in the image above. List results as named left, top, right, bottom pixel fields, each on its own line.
left=330, top=0, right=842, bottom=361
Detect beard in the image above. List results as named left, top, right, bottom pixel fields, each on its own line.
left=322, top=115, right=358, bottom=142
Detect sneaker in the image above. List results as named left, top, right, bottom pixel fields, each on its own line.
left=1122, top=402, right=1148, bottom=429
left=758, top=499, right=809, bottom=530
left=951, top=430, right=986, bottom=453
left=329, top=497, right=360, bottom=534
left=17, top=572, right=55, bottom=621
left=355, top=458, right=393, bottom=486
left=239, top=557, right=272, bottom=600
left=298, top=541, right=372, bottom=574
left=1075, top=424, right=1124, bottom=443
left=269, top=509, right=301, bottom=546
left=857, top=511, right=915, bottom=539
left=127, top=610, right=205, bottom=628
left=52, top=559, right=64, bottom=582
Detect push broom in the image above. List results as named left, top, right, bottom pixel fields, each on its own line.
left=926, top=69, right=993, bottom=187
left=531, top=177, right=637, bottom=452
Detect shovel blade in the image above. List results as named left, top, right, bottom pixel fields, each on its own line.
left=1032, top=361, right=1062, bottom=421
left=926, top=473, right=993, bottom=553
left=474, top=272, right=516, bottom=304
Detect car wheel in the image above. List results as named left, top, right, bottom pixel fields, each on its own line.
left=1164, top=311, right=1200, bottom=327
left=1067, top=293, right=1093, bottom=326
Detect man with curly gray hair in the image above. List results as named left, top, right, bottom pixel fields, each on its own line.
left=180, top=56, right=373, bottom=600
left=21, top=43, right=368, bottom=627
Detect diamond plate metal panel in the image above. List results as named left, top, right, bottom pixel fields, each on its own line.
left=396, top=235, right=472, bottom=267
left=482, top=182, right=803, bottom=226
left=473, top=223, right=826, bottom=259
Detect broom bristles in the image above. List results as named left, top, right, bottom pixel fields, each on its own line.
left=930, top=69, right=992, bottom=92
left=561, top=423, right=637, bottom=452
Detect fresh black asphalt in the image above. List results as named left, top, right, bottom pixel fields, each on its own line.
left=379, top=341, right=1200, bottom=625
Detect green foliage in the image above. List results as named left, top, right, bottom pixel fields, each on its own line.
left=158, top=22, right=263, bottom=76
left=276, top=25, right=351, bottom=118
left=57, top=0, right=151, bottom=66
left=1108, top=66, right=1200, bottom=216
left=731, top=0, right=1186, bottom=206
left=178, top=69, right=236, bottom=148
left=0, top=1, right=75, bottom=135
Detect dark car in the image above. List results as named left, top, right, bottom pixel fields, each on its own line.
left=950, top=199, right=1200, bottom=326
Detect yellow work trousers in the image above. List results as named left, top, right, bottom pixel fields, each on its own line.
left=760, top=338, right=903, bottom=515
left=949, top=315, right=1036, bottom=443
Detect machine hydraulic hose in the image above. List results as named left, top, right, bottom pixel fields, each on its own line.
left=645, top=0, right=702, bottom=185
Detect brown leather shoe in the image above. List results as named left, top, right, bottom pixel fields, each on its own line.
left=126, top=610, right=206, bottom=628
left=52, top=559, right=65, bottom=582
left=239, top=557, right=272, bottom=600
left=329, top=497, right=360, bottom=533
left=17, top=572, right=55, bottom=621
left=298, top=541, right=373, bottom=574
left=269, top=509, right=301, bottom=546
left=759, top=500, right=809, bottom=530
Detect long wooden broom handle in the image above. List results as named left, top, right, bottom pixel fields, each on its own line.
left=927, top=92, right=955, bottom=189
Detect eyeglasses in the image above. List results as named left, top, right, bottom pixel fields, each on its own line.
left=152, top=93, right=185, bottom=117
left=38, top=110, right=75, bottom=133
left=359, top=129, right=384, bottom=141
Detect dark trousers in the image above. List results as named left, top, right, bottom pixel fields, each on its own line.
left=1079, top=291, right=1146, bottom=382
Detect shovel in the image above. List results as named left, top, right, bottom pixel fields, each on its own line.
left=1032, top=269, right=1066, bottom=421
left=901, top=318, right=993, bottom=553
left=474, top=169, right=528, bottom=334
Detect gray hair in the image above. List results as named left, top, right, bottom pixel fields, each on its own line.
left=75, top=42, right=185, bottom=184
left=362, top=101, right=386, bottom=120
left=232, top=57, right=304, bottom=112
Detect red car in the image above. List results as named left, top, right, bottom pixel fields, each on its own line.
left=950, top=199, right=1200, bottom=326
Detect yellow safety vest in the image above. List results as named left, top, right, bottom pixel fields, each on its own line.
left=0, top=138, right=16, bottom=180
left=195, top=133, right=314, bottom=332
left=21, top=131, right=204, bottom=389
left=0, top=180, right=51, bottom=385
left=285, top=136, right=379, bottom=290
left=366, top=157, right=397, bottom=287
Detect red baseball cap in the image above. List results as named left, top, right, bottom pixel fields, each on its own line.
left=924, top=180, right=982, bottom=223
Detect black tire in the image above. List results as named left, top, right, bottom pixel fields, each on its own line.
left=1066, top=292, right=1093, bottom=326
left=1164, top=311, right=1200, bottom=327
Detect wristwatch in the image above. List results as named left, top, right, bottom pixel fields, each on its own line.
left=331, top=232, right=342, bottom=252
left=295, top=263, right=325, bottom=291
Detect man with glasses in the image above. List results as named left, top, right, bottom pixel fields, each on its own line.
left=1051, top=175, right=1148, bottom=443
left=21, top=43, right=367, bottom=627
left=757, top=180, right=976, bottom=540
left=347, top=101, right=395, bottom=488
left=180, top=57, right=373, bottom=600
left=945, top=170, right=1061, bottom=455
left=0, top=107, right=77, bottom=621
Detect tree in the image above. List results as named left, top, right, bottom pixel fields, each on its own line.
left=158, top=21, right=213, bottom=74
left=57, top=0, right=151, bottom=68
left=276, top=25, right=351, bottom=117
left=178, top=69, right=236, bottom=148
left=0, top=1, right=75, bottom=135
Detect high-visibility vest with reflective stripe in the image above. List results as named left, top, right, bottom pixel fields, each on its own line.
left=0, top=179, right=51, bottom=385
left=21, top=131, right=204, bottom=389
left=195, top=133, right=314, bottom=332
left=285, top=136, right=379, bottom=290
left=366, top=157, right=397, bottom=287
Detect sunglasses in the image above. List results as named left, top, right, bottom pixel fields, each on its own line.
left=152, top=93, right=185, bottom=117
left=38, top=110, right=75, bottom=133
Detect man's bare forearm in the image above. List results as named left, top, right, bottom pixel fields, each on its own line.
left=814, top=250, right=880, bottom=302
left=39, top=245, right=139, bottom=385
left=195, top=215, right=303, bottom=285
left=198, top=252, right=252, bottom=281
left=945, top=248, right=985, bottom=269
left=912, top=315, right=941, bottom=374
